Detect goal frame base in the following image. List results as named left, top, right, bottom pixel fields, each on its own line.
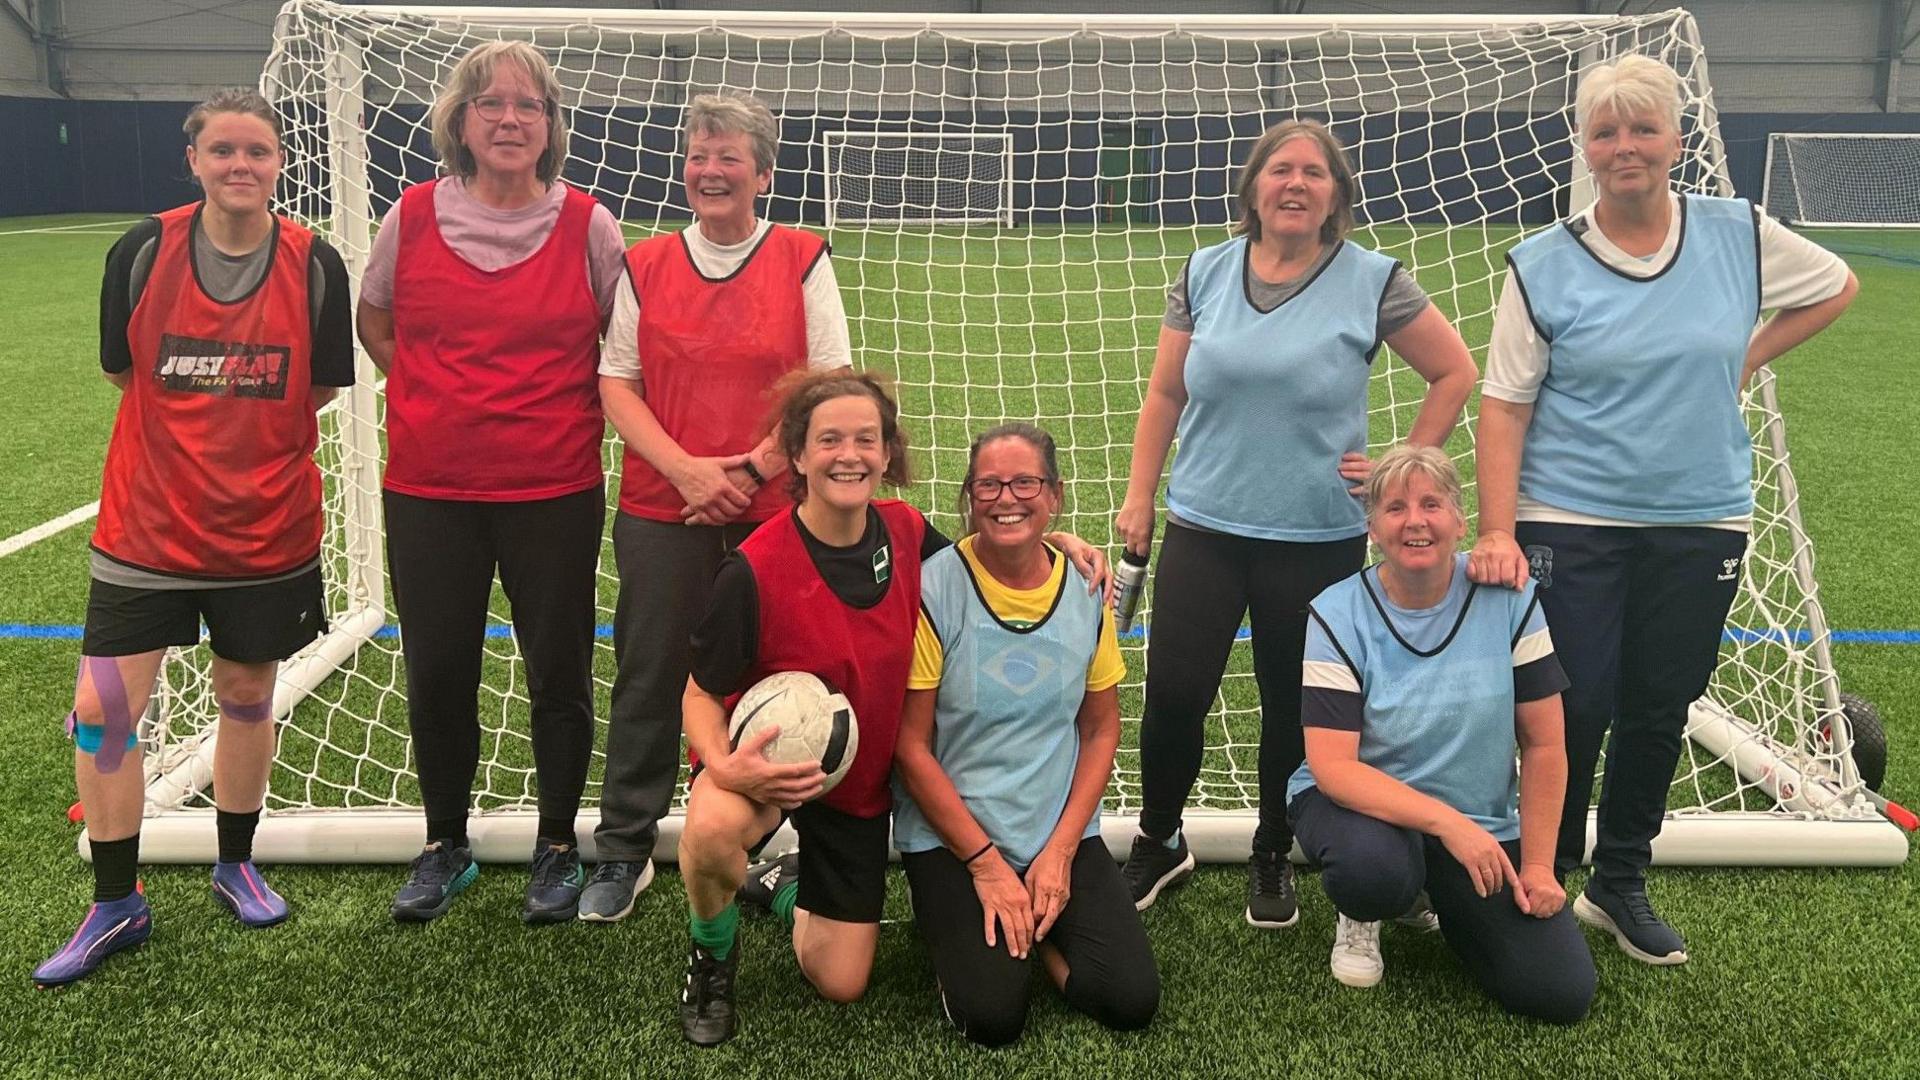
left=99, top=806, right=1908, bottom=868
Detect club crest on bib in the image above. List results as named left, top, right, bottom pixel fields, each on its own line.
left=1524, top=544, right=1554, bottom=589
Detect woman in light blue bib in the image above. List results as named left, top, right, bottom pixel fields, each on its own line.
left=1471, top=55, right=1857, bottom=967
left=1114, top=120, right=1477, bottom=927
left=895, top=423, right=1157, bottom=1047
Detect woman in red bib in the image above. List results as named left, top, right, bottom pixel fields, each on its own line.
left=583, top=91, right=855, bottom=923
left=35, top=88, right=355, bottom=988
left=672, top=370, right=923, bottom=1046
left=355, top=41, right=627, bottom=923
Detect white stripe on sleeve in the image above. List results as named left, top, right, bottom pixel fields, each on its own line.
left=1303, top=658, right=1360, bottom=693
left=1511, top=625, right=1555, bottom=668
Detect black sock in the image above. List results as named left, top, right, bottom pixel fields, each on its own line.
left=535, top=817, right=576, bottom=850
left=90, top=835, right=140, bottom=903
left=426, top=816, right=469, bottom=851
left=216, top=808, right=261, bottom=864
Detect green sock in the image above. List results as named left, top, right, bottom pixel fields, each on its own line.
left=771, top=881, right=799, bottom=927
left=691, top=903, right=740, bottom=961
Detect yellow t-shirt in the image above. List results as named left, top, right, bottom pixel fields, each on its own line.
left=909, top=536, right=1127, bottom=692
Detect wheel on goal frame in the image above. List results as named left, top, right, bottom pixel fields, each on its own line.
left=1821, top=693, right=1889, bottom=793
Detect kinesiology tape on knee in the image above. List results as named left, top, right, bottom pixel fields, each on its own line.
left=72, top=657, right=139, bottom=771
left=219, top=697, right=275, bottom=724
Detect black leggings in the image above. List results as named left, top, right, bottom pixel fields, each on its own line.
left=1291, top=788, right=1596, bottom=1024
left=903, top=837, right=1159, bottom=1047
left=384, top=485, right=605, bottom=842
left=1137, top=520, right=1365, bottom=852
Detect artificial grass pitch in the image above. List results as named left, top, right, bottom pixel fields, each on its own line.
left=1, top=217, right=1916, bottom=1078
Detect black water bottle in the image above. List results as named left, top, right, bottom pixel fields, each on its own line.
left=1113, top=547, right=1151, bottom=635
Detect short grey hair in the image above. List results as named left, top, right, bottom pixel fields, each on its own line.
left=1365, top=444, right=1465, bottom=523
left=684, top=92, right=779, bottom=173
left=430, top=41, right=569, bottom=185
left=1574, top=54, right=1683, bottom=136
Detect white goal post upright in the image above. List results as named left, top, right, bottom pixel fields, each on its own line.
left=1762, top=133, right=1920, bottom=228
left=119, top=2, right=1906, bottom=866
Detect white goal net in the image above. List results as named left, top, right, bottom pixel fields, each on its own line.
left=1763, top=133, right=1920, bottom=228
left=126, top=1, right=1906, bottom=866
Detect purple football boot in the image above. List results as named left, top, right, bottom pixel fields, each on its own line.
left=33, top=892, right=153, bottom=988
left=212, top=861, right=290, bottom=928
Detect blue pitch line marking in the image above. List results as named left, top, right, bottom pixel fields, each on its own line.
left=5, top=623, right=1920, bottom=645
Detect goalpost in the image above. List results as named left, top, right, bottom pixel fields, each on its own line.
left=1762, top=133, right=1920, bottom=228
left=120, top=1, right=1907, bottom=867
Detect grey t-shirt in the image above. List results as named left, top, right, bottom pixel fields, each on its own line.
left=1162, top=240, right=1430, bottom=341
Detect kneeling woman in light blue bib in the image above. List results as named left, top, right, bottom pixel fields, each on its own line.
left=895, top=423, right=1158, bottom=1047
left=1289, top=446, right=1594, bottom=1023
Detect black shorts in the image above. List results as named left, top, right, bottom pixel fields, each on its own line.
left=81, top=567, right=327, bottom=664
left=783, top=801, right=891, bottom=925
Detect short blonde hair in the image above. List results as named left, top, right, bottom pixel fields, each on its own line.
left=1365, top=444, right=1464, bottom=522
left=430, top=41, right=569, bottom=185
left=1233, top=119, right=1357, bottom=246
left=684, top=92, right=779, bottom=173
left=1575, top=54, right=1683, bottom=136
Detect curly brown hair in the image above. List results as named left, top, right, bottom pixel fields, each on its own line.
left=769, top=369, right=912, bottom=502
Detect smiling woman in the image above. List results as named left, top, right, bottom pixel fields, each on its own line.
left=34, top=86, right=356, bottom=988
left=352, top=40, right=629, bottom=926
left=1112, top=118, right=1478, bottom=928
left=581, top=90, right=858, bottom=929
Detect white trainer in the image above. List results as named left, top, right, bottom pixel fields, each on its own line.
left=1330, top=914, right=1385, bottom=988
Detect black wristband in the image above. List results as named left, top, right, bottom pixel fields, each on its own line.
left=741, top=457, right=766, bottom=485
left=963, top=841, right=994, bottom=865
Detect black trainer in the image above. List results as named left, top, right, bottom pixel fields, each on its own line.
left=522, top=843, right=585, bottom=924
left=1122, top=832, right=1196, bottom=911
left=680, top=940, right=741, bottom=1047
left=1574, top=878, right=1688, bottom=966
left=391, top=842, right=478, bottom=923
left=1245, top=849, right=1300, bottom=929
left=738, top=852, right=799, bottom=914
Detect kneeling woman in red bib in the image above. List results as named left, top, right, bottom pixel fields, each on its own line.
left=672, top=371, right=1109, bottom=1046
left=36, top=88, right=355, bottom=987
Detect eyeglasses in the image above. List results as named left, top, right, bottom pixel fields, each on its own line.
left=966, top=475, right=1047, bottom=501
left=470, top=95, right=548, bottom=123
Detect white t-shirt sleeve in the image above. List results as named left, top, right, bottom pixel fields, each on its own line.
left=803, top=252, right=854, bottom=371
left=359, top=200, right=406, bottom=310
left=1756, top=208, right=1851, bottom=311
left=599, top=268, right=641, bottom=379
left=1482, top=272, right=1551, bottom=404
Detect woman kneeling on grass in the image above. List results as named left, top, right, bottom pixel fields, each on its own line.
left=36, top=87, right=355, bottom=987
left=893, top=423, right=1158, bottom=1047
left=1287, top=445, right=1595, bottom=1023
left=673, top=373, right=1110, bottom=1046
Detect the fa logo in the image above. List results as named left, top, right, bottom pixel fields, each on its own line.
left=1717, top=557, right=1740, bottom=582
left=872, top=544, right=891, bottom=584
left=1524, top=544, right=1553, bottom=589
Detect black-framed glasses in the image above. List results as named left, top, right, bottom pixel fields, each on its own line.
left=966, top=475, right=1047, bottom=501
left=470, top=95, right=549, bottom=123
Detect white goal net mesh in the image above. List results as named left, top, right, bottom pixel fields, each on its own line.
left=1763, top=133, right=1920, bottom=228
left=136, top=1, right=1889, bottom=860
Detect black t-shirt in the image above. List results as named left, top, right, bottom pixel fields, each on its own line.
left=690, top=506, right=950, bottom=697
left=98, top=214, right=356, bottom=386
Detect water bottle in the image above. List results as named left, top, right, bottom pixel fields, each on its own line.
left=1112, top=547, right=1151, bottom=635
